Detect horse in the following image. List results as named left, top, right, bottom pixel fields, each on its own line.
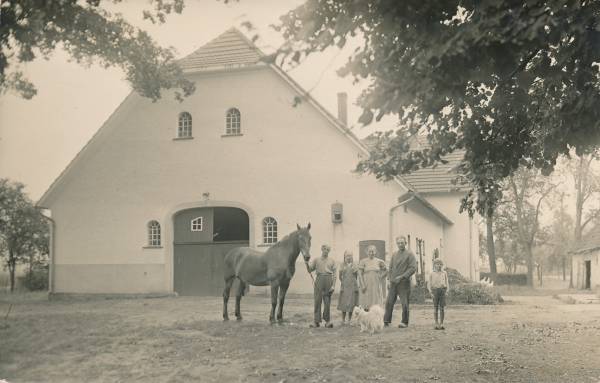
left=222, top=223, right=312, bottom=324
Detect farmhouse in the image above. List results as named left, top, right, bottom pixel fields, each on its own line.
left=38, top=29, right=479, bottom=296
left=571, top=226, right=600, bottom=290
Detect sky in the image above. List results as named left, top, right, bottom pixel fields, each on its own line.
left=0, top=0, right=391, bottom=201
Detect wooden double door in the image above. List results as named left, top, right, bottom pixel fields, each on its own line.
left=174, top=207, right=249, bottom=296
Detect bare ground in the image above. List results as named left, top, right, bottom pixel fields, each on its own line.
left=1, top=293, right=599, bottom=383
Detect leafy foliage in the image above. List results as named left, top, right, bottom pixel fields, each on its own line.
left=0, top=179, right=49, bottom=292
left=0, top=0, right=194, bottom=101
left=19, top=264, right=49, bottom=291
left=480, top=272, right=527, bottom=286
left=447, top=282, right=504, bottom=305
left=495, top=167, right=555, bottom=285
left=409, top=274, right=430, bottom=304
left=446, top=267, right=469, bottom=285
left=276, top=1, right=600, bottom=214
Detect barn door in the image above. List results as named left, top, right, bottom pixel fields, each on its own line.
left=173, top=207, right=249, bottom=296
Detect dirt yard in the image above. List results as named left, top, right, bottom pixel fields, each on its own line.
left=1, top=292, right=599, bottom=383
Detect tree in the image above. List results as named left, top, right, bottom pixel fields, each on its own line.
left=485, top=209, right=498, bottom=279
left=1, top=0, right=194, bottom=101
left=547, top=191, right=574, bottom=281
left=504, top=168, right=556, bottom=286
left=276, top=1, right=600, bottom=217
left=0, top=179, right=49, bottom=292
left=553, top=152, right=600, bottom=287
left=493, top=198, right=524, bottom=274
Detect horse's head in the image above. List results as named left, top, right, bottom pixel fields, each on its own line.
left=296, top=223, right=312, bottom=262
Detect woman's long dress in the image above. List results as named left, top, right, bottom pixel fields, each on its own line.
left=358, top=257, right=386, bottom=308
left=337, top=263, right=359, bottom=312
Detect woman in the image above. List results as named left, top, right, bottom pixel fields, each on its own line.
left=337, top=250, right=359, bottom=323
left=358, top=245, right=387, bottom=308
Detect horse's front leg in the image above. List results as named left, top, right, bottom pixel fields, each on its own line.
left=223, top=276, right=235, bottom=321
left=277, top=280, right=290, bottom=324
left=269, top=282, right=279, bottom=324
left=235, top=279, right=246, bottom=321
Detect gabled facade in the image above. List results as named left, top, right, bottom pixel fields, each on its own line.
left=38, top=29, right=477, bottom=295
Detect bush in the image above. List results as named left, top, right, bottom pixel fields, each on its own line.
left=446, top=267, right=470, bottom=285
left=480, top=272, right=527, bottom=285
left=448, top=282, right=504, bottom=305
left=409, top=274, right=429, bottom=304
left=447, top=268, right=503, bottom=305
left=401, top=268, right=503, bottom=305
left=18, top=265, right=49, bottom=291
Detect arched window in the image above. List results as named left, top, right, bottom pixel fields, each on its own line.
left=148, top=220, right=161, bottom=246
left=225, top=108, right=241, bottom=135
left=178, top=112, right=192, bottom=138
left=262, top=217, right=278, bottom=244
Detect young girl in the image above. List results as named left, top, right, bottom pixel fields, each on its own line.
left=337, top=250, right=359, bottom=323
left=428, top=258, right=449, bottom=330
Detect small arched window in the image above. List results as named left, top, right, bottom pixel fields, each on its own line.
left=148, top=220, right=161, bottom=247
left=225, top=108, right=241, bottom=135
left=262, top=217, right=278, bottom=244
left=178, top=112, right=192, bottom=138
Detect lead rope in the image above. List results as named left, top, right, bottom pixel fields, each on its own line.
left=304, top=260, right=315, bottom=285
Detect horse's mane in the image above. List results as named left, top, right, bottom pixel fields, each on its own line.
left=270, top=229, right=299, bottom=250
left=267, top=228, right=308, bottom=270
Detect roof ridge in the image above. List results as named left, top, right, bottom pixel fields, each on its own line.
left=178, top=27, right=265, bottom=72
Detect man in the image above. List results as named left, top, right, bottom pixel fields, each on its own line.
left=308, top=244, right=337, bottom=328
left=384, top=236, right=417, bottom=328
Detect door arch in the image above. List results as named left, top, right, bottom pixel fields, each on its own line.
left=173, top=206, right=249, bottom=295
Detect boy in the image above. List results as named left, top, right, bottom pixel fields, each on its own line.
left=428, top=258, right=449, bottom=330
left=308, top=244, right=337, bottom=328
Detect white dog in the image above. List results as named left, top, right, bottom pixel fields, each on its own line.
left=352, top=305, right=385, bottom=334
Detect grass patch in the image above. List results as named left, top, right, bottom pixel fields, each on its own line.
left=0, top=291, right=48, bottom=304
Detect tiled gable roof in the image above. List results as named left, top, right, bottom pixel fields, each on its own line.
left=402, top=150, right=467, bottom=193
left=178, top=28, right=264, bottom=72
left=361, top=134, right=467, bottom=193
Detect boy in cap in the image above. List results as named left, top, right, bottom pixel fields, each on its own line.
left=308, top=244, right=337, bottom=328
left=428, top=258, right=449, bottom=330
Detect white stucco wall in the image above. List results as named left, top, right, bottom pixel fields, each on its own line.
left=44, top=66, right=412, bottom=294
left=390, top=200, right=445, bottom=280
left=421, top=193, right=480, bottom=281
left=572, top=252, right=600, bottom=290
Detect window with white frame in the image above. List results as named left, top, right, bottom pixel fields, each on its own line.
left=147, top=220, right=161, bottom=246
left=262, top=217, right=278, bottom=244
left=191, top=217, right=203, bottom=232
left=178, top=112, right=192, bottom=138
left=225, top=108, right=241, bottom=135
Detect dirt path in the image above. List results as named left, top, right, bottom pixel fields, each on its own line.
left=1, top=294, right=599, bottom=382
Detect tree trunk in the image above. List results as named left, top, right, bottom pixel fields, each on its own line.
left=486, top=210, right=497, bottom=280
left=572, top=155, right=587, bottom=288
left=525, top=246, right=534, bottom=287
left=562, top=258, right=566, bottom=281
left=8, top=249, right=16, bottom=292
